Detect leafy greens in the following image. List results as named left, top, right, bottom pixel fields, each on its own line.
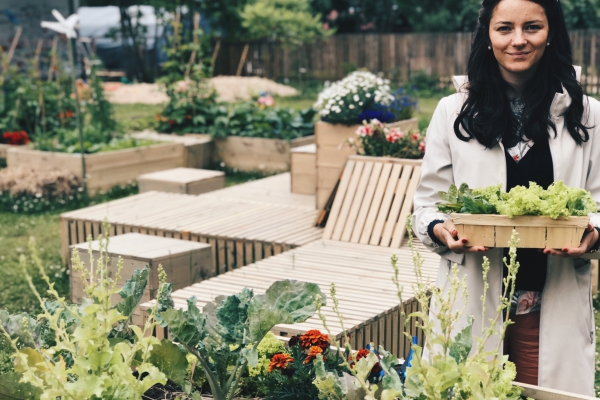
left=437, top=181, right=596, bottom=219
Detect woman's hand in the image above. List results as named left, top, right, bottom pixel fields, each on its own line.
left=433, top=219, right=490, bottom=254
left=542, top=223, right=599, bottom=258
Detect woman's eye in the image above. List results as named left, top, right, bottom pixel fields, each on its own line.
left=498, top=26, right=510, bottom=31
left=526, top=25, right=542, bottom=30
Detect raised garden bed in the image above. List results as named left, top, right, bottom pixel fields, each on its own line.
left=214, top=135, right=315, bottom=173
left=130, top=131, right=214, bottom=169
left=6, top=142, right=184, bottom=194
left=315, top=118, right=418, bottom=209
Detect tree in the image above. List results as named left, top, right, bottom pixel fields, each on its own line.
left=561, top=0, right=600, bottom=29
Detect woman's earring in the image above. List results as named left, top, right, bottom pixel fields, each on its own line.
left=488, top=45, right=491, bottom=50
left=546, top=42, right=550, bottom=46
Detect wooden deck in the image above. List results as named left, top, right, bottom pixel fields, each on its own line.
left=60, top=173, right=321, bottom=273
left=134, top=238, right=441, bottom=359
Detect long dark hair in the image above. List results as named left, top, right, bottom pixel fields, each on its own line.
left=454, top=0, right=589, bottom=148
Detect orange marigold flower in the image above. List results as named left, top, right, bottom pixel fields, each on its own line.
left=299, top=330, right=329, bottom=350
left=167, top=119, right=175, bottom=125
left=304, top=346, right=325, bottom=364
left=155, top=114, right=161, bottom=121
left=269, top=353, right=294, bottom=373
left=349, top=348, right=370, bottom=368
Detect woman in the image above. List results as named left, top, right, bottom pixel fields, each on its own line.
left=412, top=0, right=600, bottom=395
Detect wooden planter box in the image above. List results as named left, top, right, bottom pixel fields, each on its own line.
left=452, top=213, right=590, bottom=248
left=290, top=144, right=316, bottom=194
left=214, top=135, right=315, bottom=173
left=315, top=118, right=419, bottom=210
left=6, top=142, right=185, bottom=195
left=130, top=131, right=214, bottom=169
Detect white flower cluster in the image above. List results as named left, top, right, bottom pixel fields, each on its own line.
left=313, top=71, right=394, bottom=117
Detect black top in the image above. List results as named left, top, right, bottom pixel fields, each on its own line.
left=503, top=140, right=553, bottom=292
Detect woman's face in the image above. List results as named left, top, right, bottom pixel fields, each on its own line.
left=489, top=0, right=549, bottom=86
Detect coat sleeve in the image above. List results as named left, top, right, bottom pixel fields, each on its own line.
left=585, top=97, right=600, bottom=229
left=411, top=96, right=465, bottom=264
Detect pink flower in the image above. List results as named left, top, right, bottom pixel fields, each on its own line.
left=371, top=119, right=383, bottom=128
left=410, top=132, right=420, bottom=142
left=386, top=128, right=404, bottom=143
left=418, top=140, right=426, bottom=153
left=258, top=95, right=274, bottom=107
left=356, top=125, right=374, bottom=137
left=516, top=291, right=541, bottom=314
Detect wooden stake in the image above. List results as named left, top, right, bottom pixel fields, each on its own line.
left=5, top=26, right=22, bottom=68
left=211, top=39, right=221, bottom=74
left=184, top=12, right=200, bottom=79
left=236, top=43, right=250, bottom=76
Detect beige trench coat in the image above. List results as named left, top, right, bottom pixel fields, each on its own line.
left=412, top=72, right=600, bottom=396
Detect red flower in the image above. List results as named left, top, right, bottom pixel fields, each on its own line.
left=418, top=140, right=426, bottom=153
left=348, top=348, right=381, bottom=375
left=304, top=346, right=325, bottom=364
left=184, top=114, right=192, bottom=120
left=269, top=353, right=294, bottom=373
left=167, top=119, right=175, bottom=125
left=3, top=131, right=30, bottom=145
left=59, top=110, right=74, bottom=119
left=410, top=132, right=420, bottom=142
left=299, top=330, right=329, bottom=350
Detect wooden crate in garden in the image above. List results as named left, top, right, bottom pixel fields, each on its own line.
left=130, top=131, right=214, bottom=169
left=290, top=143, right=316, bottom=194
left=69, top=233, right=212, bottom=305
left=315, top=118, right=419, bottom=209
left=7, top=143, right=185, bottom=194
left=214, top=135, right=314, bottom=172
left=452, top=213, right=590, bottom=248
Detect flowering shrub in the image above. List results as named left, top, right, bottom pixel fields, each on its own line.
left=249, top=329, right=347, bottom=399
left=313, top=71, right=416, bottom=125
left=350, top=119, right=425, bottom=159
left=2, top=131, right=30, bottom=145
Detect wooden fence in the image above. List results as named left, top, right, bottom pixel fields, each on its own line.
left=213, top=30, right=600, bottom=94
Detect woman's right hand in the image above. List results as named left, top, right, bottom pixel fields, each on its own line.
left=433, top=219, right=490, bottom=253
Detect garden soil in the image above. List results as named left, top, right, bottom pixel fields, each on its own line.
left=104, top=77, right=298, bottom=104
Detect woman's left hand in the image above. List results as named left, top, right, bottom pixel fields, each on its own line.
left=542, top=223, right=599, bottom=258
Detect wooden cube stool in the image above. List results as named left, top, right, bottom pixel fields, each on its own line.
left=69, top=233, right=213, bottom=305
left=290, top=144, right=316, bottom=194
left=138, top=167, right=225, bottom=195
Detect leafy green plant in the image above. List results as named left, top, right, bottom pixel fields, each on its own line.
left=0, top=225, right=173, bottom=399
left=311, top=219, right=524, bottom=399
left=437, top=181, right=596, bottom=218
left=159, top=280, right=326, bottom=400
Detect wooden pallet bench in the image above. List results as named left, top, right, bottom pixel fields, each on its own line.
left=133, top=238, right=440, bottom=359
left=60, top=173, right=322, bottom=275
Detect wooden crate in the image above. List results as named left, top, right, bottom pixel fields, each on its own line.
left=290, top=144, right=316, bottom=194
left=138, top=168, right=225, bottom=195
left=315, top=118, right=419, bottom=209
left=6, top=142, right=185, bottom=195
left=130, top=131, right=214, bottom=169
left=323, top=156, right=422, bottom=247
left=452, top=213, right=590, bottom=248
left=132, top=238, right=440, bottom=359
left=214, top=135, right=315, bottom=173
left=69, top=233, right=212, bottom=305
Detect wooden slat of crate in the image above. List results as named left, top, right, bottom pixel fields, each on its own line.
left=134, top=239, right=439, bottom=359
left=515, top=382, right=599, bottom=400
left=291, top=144, right=316, bottom=195
left=452, top=214, right=589, bottom=248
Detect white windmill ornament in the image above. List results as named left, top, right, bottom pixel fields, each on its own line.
left=41, top=9, right=79, bottom=39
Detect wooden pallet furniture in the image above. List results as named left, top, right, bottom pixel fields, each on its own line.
left=70, top=233, right=212, bottom=305
left=290, top=144, right=316, bottom=195
left=315, top=118, right=419, bottom=209
left=133, top=238, right=439, bottom=359
left=322, top=155, right=422, bottom=248
left=60, top=174, right=322, bottom=273
left=138, top=168, right=225, bottom=195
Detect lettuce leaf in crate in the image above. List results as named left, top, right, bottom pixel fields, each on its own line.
left=437, top=183, right=497, bottom=214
